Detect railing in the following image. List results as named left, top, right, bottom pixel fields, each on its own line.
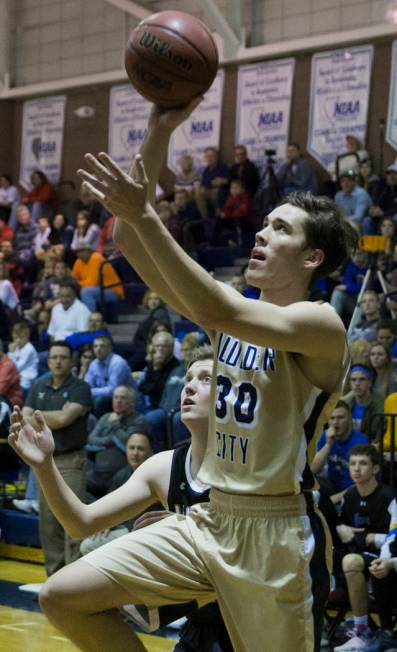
left=98, top=256, right=146, bottom=316
left=370, top=412, right=396, bottom=488
left=98, top=258, right=123, bottom=316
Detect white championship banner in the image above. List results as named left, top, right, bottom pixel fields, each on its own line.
left=19, top=95, right=66, bottom=189
left=235, top=58, right=295, bottom=168
left=109, top=84, right=151, bottom=175
left=167, top=69, right=225, bottom=174
left=307, top=45, right=373, bottom=170
left=386, top=40, right=397, bottom=151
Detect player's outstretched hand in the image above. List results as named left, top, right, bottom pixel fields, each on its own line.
left=77, top=153, right=151, bottom=225
left=148, top=96, right=203, bottom=132
left=8, top=406, right=55, bottom=469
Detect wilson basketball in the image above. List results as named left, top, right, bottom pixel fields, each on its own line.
left=125, top=11, right=219, bottom=108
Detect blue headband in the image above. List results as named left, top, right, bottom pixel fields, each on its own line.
left=350, top=364, right=372, bottom=379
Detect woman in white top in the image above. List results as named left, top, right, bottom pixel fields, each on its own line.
left=0, top=174, right=20, bottom=230
left=8, top=321, right=39, bottom=392
left=0, top=260, right=19, bottom=311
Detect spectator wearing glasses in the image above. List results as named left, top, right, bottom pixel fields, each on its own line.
left=21, top=341, right=92, bottom=576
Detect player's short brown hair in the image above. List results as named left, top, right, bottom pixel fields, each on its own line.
left=281, top=191, right=359, bottom=282
left=185, top=344, right=213, bottom=370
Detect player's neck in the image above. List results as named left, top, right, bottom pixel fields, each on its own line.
left=259, top=282, right=309, bottom=306
left=189, top=428, right=208, bottom=481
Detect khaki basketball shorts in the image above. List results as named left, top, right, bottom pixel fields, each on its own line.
left=82, top=490, right=331, bottom=652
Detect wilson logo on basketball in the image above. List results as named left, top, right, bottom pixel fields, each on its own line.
left=139, top=32, right=193, bottom=73
left=133, top=63, right=173, bottom=91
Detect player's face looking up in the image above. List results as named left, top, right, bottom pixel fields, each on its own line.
left=181, top=360, right=212, bottom=426
left=246, top=203, right=323, bottom=292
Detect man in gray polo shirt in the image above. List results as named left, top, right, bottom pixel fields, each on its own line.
left=23, top=341, right=92, bottom=575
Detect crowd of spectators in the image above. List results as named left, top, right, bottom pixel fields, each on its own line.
left=2, top=138, right=397, bottom=649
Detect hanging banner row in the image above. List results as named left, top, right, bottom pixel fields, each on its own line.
left=19, top=41, right=397, bottom=188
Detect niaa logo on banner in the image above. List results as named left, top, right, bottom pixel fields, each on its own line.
left=258, top=111, right=283, bottom=127
left=120, top=125, right=148, bottom=151
left=324, top=98, right=361, bottom=126
left=181, top=119, right=214, bottom=144
left=334, top=100, right=360, bottom=119
left=190, top=119, right=213, bottom=136
left=249, top=109, right=284, bottom=135
left=31, top=138, right=56, bottom=160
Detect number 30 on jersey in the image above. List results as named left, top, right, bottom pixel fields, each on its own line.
left=216, top=374, right=259, bottom=427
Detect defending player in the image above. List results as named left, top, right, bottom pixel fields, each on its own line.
left=9, top=345, right=232, bottom=651
left=21, top=101, right=357, bottom=652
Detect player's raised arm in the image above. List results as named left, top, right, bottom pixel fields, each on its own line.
left=8, top=407, right=170, bottom=538
left=78, top=152, right=350, bottom=362
left=79, top=101, right=202, bottom=321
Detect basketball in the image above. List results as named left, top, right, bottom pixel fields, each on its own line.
left=125, top=11, right=219, bottom=109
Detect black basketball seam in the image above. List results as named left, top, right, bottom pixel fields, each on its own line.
left=125, top=44, right=208, bottom=104
left=133, top=22, right=217, bottom=72
left=125, top=43, right=214, bottom=96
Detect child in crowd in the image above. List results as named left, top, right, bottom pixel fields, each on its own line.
left=8, top=321, right=39, bottom=395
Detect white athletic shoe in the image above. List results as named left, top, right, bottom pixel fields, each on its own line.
left=334, top=631, right=373, bottom=651
left=12, top=499, right=39, bottom=514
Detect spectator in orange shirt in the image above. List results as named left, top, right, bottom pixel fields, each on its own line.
left=24, top=170, right=57, bottom=224
left=71, top=240, right=124, bottom=315
left=0, top=340, right=23, bottom=406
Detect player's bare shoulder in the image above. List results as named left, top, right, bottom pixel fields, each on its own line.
left=293, top=301, right=346, bottom=392
left=136, top=449, right=174, bottom=507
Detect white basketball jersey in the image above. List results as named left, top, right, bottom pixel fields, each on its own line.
left=198, top=310, right=349, bottom=496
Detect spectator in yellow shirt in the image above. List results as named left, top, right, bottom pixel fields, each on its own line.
left=72, top=240, right=124, bottom=315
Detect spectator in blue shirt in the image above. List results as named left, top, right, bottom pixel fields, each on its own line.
left=197, top=147, right=231, bottom=218
left=330, top=248, right=368, bottom=321
left=311, top=401, right=368, bottom=496
left=85, top=334, right=134, bottom=417
left=276, top=143, right=318, bottom=195
left=335, top=170, right=373, bottom=233
left=65, top=311, right=110, bottom=351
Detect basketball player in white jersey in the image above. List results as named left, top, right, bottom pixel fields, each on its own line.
left=22, top=101, right=358, bottom=652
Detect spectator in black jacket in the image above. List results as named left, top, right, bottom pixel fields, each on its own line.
left=138, top=331, right=184, bottom=450
left=334, top=445, right=396, bottom=651
left=367, top=159, right=397, bottom=230
left=128, top=291, right=171, bottom=372
left=230, top=145, right=260, bottom=198
left=86, top=385, right=147, bottom=497
left=82, top=429, right=154, bottom=552
left=14, top=205, right=38, bottom=282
